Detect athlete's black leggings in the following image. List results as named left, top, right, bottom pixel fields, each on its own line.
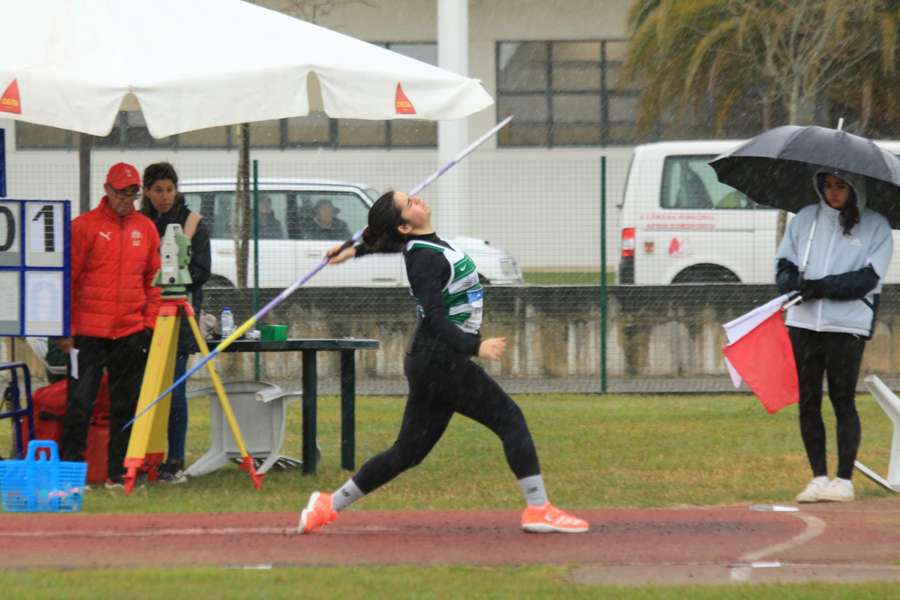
left=352, top=347, right=541, bottom=494
left=789, top=327, right=866, bottom=480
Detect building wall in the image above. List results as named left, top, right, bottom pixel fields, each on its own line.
left=11, top=283, right=897, bottom=386
left=0, top=1, right=635, bottom=271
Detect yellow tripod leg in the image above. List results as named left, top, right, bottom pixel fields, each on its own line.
left=187, top=314, right=264, bottom=489
left=123, top=310, right=179, bottom=494
left=146, top=317, right=178, bottom=463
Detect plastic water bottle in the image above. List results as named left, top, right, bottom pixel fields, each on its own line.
left=220, top=307, right=235, bottom=338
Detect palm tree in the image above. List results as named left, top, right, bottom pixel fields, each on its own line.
left=621, top=0, right=769, bottom=136
left=825, top=2, right=899, bottom=136
left=622, top=0, right=888, bottom=135
left=622, top=0, right=893, bottom=243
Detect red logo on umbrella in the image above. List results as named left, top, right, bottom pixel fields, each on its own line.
left=395, top=83, right=416, bottom=115
left=1, top=79, right=21, bottom=114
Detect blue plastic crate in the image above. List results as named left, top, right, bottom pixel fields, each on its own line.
left=0, top=440, right=86, bottom=512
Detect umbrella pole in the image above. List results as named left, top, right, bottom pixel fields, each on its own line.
left=785, top=207, right=821, bottom=311
left=799, top=213, right=819, bottom=275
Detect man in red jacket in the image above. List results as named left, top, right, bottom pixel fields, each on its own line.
left=60, top=162, right=161, bottom=487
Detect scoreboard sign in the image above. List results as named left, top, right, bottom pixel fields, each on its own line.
left=0, top=128, right=6, bottom=197
left=0, top=199, right=70, bottom=336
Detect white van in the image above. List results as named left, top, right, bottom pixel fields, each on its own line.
left=180, top=178, right=523, bottom=288
left=617, top=140, right=900, bottom=284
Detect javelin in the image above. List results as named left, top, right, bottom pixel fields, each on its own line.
left=125, top=115, right=514, bottom=430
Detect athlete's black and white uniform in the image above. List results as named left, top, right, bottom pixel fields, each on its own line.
left=351, top=233, right=541, bottom=494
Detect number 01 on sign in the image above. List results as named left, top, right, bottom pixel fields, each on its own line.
left=0, top=199, right=71, bottom=337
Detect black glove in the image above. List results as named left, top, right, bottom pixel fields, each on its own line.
left=776, top=259, right=801, bottom=294
left=799, top=278, right=825, bottom=301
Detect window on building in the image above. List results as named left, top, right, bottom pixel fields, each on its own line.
left=94, top=112, right=172, bottom=148
left=285, top=112, right=331, bottom=147
left=15, top=122, right=73, bottom=148
left=496, top=39, right=638, bottom=147
left=178, top=125, right=232, bottom=148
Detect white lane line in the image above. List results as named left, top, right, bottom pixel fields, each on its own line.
left=750, top=504, right=799, bottom=512
left=0, top=524, right=403, bottom=539
left=742, top=514, right=827, bottom=562
left=729, top=513, right=827, bottom=583
left=0, top=526, right=294, bottom=538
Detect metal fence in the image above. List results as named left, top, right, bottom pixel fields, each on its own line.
left=2, top=151, right=606, bottom=394
left=4, top=147, right=900, bottom=396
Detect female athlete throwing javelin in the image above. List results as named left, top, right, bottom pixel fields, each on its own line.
left=298, top=190, right=588, bottom=534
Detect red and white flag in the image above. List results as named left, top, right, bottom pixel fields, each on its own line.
left=722, top=294, right=799, bottom=414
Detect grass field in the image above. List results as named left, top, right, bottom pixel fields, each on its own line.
left=5, top=567, right=900, bottom=599
left=2, top=391, right=896, bottom=597
left=13, top=392, right=886, bottom=514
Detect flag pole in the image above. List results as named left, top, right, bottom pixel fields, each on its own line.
left=125, top=116, right=514, bottom=430
left=782, top=295, right=803, bottom=310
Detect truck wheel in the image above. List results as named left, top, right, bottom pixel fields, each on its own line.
left=206, top=275, right=236, bottom=288
left=672, top=265, right=740, bottom=283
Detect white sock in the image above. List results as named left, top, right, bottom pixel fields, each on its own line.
left=518, top=474, right=548, bottom=507
left=332, top=478, right=364, bottom=512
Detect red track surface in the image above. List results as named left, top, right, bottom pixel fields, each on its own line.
left=1, top=499, right=898, bottom=582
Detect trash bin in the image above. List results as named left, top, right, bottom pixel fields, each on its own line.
left=184, top=381, right=302, bottom=477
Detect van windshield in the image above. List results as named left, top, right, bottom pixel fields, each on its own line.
left=660, top=156, right=758, bottom=210
left=617, top=153, right=635, bottom=209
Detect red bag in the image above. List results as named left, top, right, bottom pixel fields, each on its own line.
left=22, top=373, right=111, bottom=483
left=25, top=379, right=68, bottom=443
left=85, top=414, right=110, bottom=484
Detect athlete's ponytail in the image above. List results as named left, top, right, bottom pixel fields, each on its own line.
left=362, top=190, right=407, bottom=253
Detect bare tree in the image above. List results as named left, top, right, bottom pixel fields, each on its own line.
left=739, top=0, right=876, bottom=125
left=277, top=0, right=376, bottom=23
left=234, top=123, right=252, bottom=288
left=742, top=0, right=880, bottom=244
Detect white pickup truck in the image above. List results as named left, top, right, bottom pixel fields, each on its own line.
left=617, top=140, right=900, bottom=284
left=180, top=178, right=523, bottom=288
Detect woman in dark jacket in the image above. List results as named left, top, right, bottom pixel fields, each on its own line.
left=141, top=162, right=211, bottom=482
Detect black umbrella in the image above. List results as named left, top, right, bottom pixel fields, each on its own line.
left=710, top=125, right=900, bottom=227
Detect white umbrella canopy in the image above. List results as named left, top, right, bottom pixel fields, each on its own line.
left=0, top=0, right=492, bottom=137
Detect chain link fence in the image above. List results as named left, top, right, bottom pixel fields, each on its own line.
left=4, top=146, right=899, bottom=400
left=1, top=151, right=604, bottom=396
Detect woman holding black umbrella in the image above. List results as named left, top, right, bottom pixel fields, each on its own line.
left=775, top=169, right=893, bottom=503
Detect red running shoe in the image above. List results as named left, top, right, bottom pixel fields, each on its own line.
left=521, top=502, right=589, bottom=533
left=298, top=491, right=337, bottom=534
